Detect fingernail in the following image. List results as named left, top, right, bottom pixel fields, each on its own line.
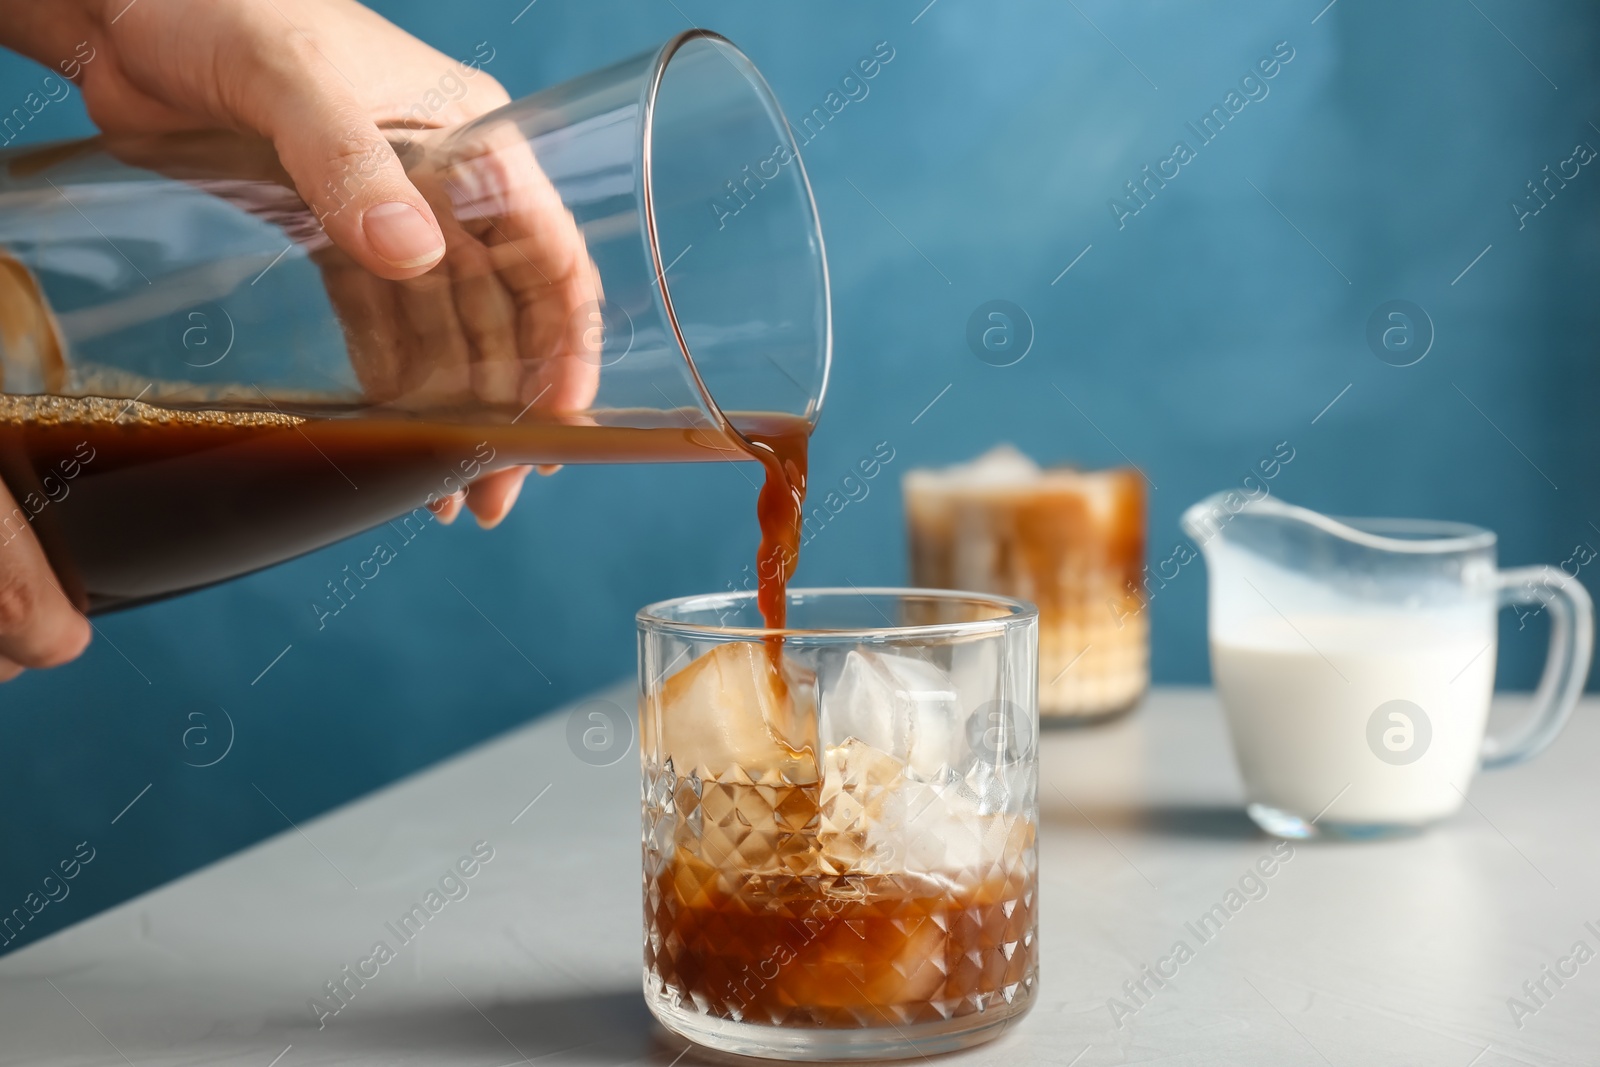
left=363, top=202, right=444, bottom=269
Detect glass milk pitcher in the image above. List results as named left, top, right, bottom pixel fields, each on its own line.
left=1182, top=492, right=1593, bottom=839
left=0, top=30, right=829, bottom=612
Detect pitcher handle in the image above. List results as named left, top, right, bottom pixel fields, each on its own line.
left=1482, top=566, right=1594, bottom=769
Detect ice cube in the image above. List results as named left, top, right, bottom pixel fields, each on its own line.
left=818, top=738, right=907, bottom=876
left=657, top=642, right=818, bottom=784
left=903, top=444, right=1043, bottom=493
left=820, top=650, right=962, bottom=781
left=819, top=738, right=1016, bottom=884
left=902, top=778, right=1016, bottom=882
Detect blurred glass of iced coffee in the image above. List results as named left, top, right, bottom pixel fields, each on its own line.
left=904, top=446, right=1147, bottom=724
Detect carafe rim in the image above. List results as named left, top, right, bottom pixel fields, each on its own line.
left=640, top=29, right=833, bottom=447
left=1181, top=491, right=1496, bottom=556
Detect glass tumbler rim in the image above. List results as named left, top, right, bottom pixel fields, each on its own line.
left=637, top=586, right=1038, bottom=642
left=640, top=29, right=834, bottom=441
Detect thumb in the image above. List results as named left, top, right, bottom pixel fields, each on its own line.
left=259, top=77, right=446, bottom=280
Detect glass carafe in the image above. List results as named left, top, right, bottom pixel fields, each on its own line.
left=0, top=30, right=829, bottom=612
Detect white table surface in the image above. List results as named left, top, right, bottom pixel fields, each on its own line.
left=3, top=686, right=1597, bottom=1066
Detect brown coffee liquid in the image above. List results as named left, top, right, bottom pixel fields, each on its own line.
left=645, top=785, right=1038, bottom=1027
left=748, top=431, right=808, bottom=634
left=0, top=394, right=809, bottom=615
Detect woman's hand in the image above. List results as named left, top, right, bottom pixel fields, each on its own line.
left=0, top=0, right=601, bottom=676
left=1, top=0, right=607, bottom=530
left=0, top=475, right=89, bottom=680
left=7, top=0, right=498, bottom=278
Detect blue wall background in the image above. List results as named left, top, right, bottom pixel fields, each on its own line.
left=2, top=0, right=1597, bottom=952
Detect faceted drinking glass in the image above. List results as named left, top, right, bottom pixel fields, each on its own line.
left=904, top=453, right=1148, bottom=724
left=637, top=588, right=1039, bottom=1060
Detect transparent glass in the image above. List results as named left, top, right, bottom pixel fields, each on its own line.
left=1183, top=492, right=1594, bottom=839
left=637, top=588, right=1039, bottom=1060
left=903, top=461, right=1147, bottom=724
left=0, top=30, right=828, bottom=610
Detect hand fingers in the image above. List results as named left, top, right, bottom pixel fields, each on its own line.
left=465, top=466, right=531, bottom=528
left=313, top=248, right=407, bottom=402
left=442, top=133, right=601, bottom=414
left=500, top=237, right=602, bottom=415
left=247, top=42, right=446, bottom=279
left=76, top=51, right=202, bottom=135
left=0, top=481, right=90, bottom=671
left=412, top=169, right=523, bottom=408
left=394, top=265, right=476, bottom=404
left=444, top=221, right=523, bottom=407
left=428, top=491, right=466, bottom=524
